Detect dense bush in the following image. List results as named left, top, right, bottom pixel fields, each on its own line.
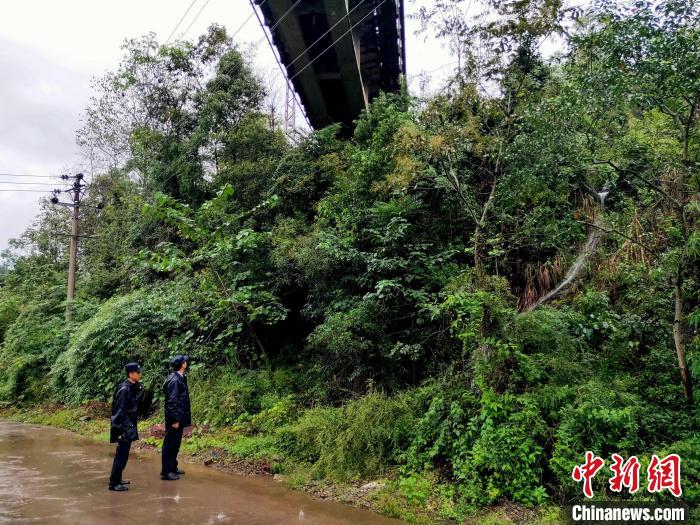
left=0, top=290, right=96, bottom=403
left=277, top=392, right=418, bottom=480
left=53, top=282, right=199, bottom=404
left=189, top=368, right=297, bottom=428
left=0, top=295, right=20, bottom=343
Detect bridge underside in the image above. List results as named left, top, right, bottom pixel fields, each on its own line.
left=255, top=0, right=406, bottom=131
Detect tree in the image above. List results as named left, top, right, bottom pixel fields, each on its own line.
left=78, top=25, right=265, bottom=204
left=415, top=0, right=579, bottom=274
left=580, top=0, right=700, bottom=404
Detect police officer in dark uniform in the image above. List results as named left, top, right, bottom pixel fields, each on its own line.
left=161, top=354, right=191, bottom=481
left=109, top=362, right=143, bottom=491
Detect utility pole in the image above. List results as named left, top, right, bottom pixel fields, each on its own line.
left=66, top=174, right=83, bottom=303
left=53, top=173, right=85, bottom=319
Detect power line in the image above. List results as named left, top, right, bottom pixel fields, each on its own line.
left=249, top=0, right=311, bottom=129
left=255, top=0, right=304, bottom=45
left=286, top=0, right=369, bottom=71
left=0, top=184, right=89, bottom=194
left=127, top=0, right=308, bottom=193
left=0, top=173, right=59, bottom=179
left=0, top=189, right=55, bottom=193
left=165, top=0, right=200, bottom=44
left=231, top=0, right=274, bottom=40
left=181, top=0, right=213, bottom=38
left=0, top=181, right=61, bottom=186
left=264, top=0, right=374, bottom=134
left=171, top=0, right=272, bottom=101
left=156, top=0, right=307, bottom=190
left=230, top=12, right=257, bottom=41
left=290, top=0, right=389, bottom=82
left=24, top=229, right=98, bottom=240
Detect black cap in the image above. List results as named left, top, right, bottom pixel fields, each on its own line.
left=170, top=355, right=189, bottom=370
left=125, top=362, right=142, bottom=374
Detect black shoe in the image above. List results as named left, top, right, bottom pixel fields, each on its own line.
left=119, top=480, right=131, bottom=485
left=109, top=484, right=129, bottom=491
left=161, top=473, right=180, bottom=481
left=175, top=468, right=185, bottom=475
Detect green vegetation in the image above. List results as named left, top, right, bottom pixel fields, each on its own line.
left=1, top=1, right=699, bottom=523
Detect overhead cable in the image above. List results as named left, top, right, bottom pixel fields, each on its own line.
left=0, top=173, right=59, bottom=179
left=181, top=0, right=213, bottom=38
left=230, top=10, right=258, bottom=41
left=290, top=0, right=389, bottom=82
left=0, top=181, right=61, bottom=186
left=0, top=189, right=55, bottom=193
left=256, top=0, right=304, bottom=44
left=166, top=0, right=200, bottom=43
left=287, top=0, right=369, bottom=70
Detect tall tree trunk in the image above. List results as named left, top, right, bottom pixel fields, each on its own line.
left=673, top=263, right=693, bottom=405
left=474, top=177, right=498, bottom=276
left=673, top=107, right=695, bottom=406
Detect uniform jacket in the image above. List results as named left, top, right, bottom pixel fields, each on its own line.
left=163, top=372, right=191, bottom=427
left=110, top=379, right=142, bottom=443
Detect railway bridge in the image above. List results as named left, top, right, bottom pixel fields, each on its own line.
left=253, top=0, right=406, bottom=131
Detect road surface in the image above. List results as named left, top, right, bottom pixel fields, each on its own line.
left=0, top=420, right=405, bottom=525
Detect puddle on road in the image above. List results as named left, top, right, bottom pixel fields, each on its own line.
left=0, top=420, right=406, bottom=525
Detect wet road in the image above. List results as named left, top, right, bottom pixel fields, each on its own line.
left=0, top=420, right=405, bottom=525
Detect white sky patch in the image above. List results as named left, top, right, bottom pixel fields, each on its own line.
left=37, top=81, right=63, bottom=97
left=0, top=0, right=468, bottom=252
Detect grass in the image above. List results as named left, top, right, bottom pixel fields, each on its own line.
left=0, top=400, right=570, bottom=524
left=1, top=404, right=110, bottom=441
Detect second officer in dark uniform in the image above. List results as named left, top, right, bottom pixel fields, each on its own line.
left=161, top=354, right=191, bottom=480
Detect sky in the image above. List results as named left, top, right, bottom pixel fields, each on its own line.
left=0, top=0, right=455, bottom=252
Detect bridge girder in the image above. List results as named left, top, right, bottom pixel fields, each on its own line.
left=255, top=0, right=405, bottom=131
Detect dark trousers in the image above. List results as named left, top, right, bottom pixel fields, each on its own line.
left=109, top=437, right=131, bottom=487
left=161, top=425, right=184, bottom=475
